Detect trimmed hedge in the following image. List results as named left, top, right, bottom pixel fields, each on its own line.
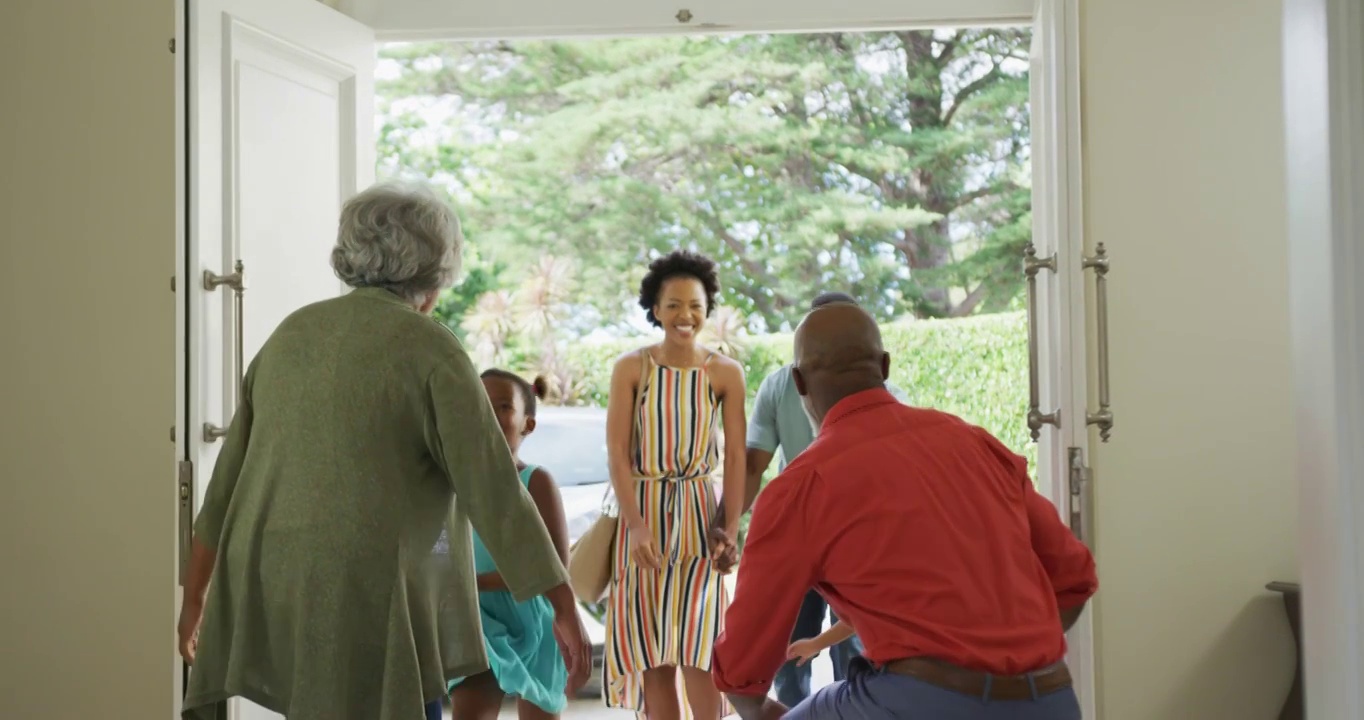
left=560, top=311, right=1033, bottom=468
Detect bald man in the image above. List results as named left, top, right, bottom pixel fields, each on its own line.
left=710, top=291, right=908, bottom=707
left=711, top=304, right=1097, bottom=720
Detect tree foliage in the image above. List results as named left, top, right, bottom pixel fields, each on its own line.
left=379, top=29, right=1032, bottom=335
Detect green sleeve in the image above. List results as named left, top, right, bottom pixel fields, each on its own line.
left=424, top=342, right=567, bottom=603
left=193, top=362, right=256, bottom=549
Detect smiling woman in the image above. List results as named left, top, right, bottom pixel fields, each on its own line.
left=596, top=249, right=749, bottom=719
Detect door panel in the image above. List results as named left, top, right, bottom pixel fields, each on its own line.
left=184, top=0, right=374, bottom=718
left=1030, top=0, right=1097, bottom=717
left=233, top=30, right=353, bottom=358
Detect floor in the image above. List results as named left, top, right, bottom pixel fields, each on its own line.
left=453, top=655, right=838, bottom=720
left=459, top=578, right=839, bottom=720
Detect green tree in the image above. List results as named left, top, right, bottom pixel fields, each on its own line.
left=379, top=29, right=1031, bottom=333
left=430, top=246, right=505, bottom=344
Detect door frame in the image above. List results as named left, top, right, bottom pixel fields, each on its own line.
left=174, top=0, right=189, bottom=712
left=1283, top=0, right=1364, bottom=715
left=368, top=5, right=1095, bottom=714
left=1025, top=2, right=1097, bottom=716
left=174, top=0, right=1095, bottom=715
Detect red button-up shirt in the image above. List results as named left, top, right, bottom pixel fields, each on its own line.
left=712, top=388, right=1098, bottom=697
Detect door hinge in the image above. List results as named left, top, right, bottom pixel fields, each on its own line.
left=177, top=460, right=194, bottom=585
left=1067, top=447, right=1092, bottom=545
left=169, top=38, right=176, bottom=54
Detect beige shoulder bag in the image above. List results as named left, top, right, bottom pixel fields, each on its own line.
left=566, top=349, right=648, bottom=603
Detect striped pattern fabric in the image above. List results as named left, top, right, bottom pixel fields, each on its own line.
left=603, top=350, right=730, bottom=714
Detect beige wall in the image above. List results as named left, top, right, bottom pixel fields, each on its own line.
left=1082, top=0, right=1299, bottom=717
left=0, top=0, right=177, bottom=717
left=0, top=0, right=1300, bottom=717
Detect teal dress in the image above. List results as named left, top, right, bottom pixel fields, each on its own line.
left=448, top=465, right=568, bottom=713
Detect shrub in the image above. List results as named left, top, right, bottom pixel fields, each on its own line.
left=558, top=311, right=1031, bottom=459
left=555, top=312, right=1032, bottom=555
left=879, top=312, right=1033, bottom=466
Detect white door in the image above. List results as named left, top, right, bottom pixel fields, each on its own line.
left=1028, top=0, right=1099, bottom=716
left=178, top=0, right=375, bottom=718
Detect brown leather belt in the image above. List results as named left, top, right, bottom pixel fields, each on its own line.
left=881, top=657, right=1072, bottom=701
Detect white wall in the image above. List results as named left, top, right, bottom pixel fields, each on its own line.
left=0, top=0, right=1301, bottom=717
left=0, top=0, right=177, bottom=717
left=1082, top=0, right=1299, bottom=717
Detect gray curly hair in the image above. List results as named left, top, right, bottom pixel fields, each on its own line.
left=330, top=182, right=463, bottom=303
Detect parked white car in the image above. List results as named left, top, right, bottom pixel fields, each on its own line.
left=518, top=406, right=611, bottom=698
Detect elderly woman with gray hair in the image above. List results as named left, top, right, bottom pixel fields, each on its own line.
left=177, top=182, right=590, bottom=720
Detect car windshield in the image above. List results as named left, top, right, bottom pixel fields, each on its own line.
left=519, top=408, right=609, bottom=487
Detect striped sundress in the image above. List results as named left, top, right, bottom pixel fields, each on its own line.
left=603, top=349, right=730, bottom=713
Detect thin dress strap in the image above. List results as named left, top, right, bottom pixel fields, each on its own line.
left=625, top=349, right=653, bottom=489
left=637, top=347, right=653, bottom=395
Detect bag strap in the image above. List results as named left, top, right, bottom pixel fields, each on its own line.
left=602, top=348, right=652, bottom=513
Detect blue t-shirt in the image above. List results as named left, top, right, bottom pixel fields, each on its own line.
left=746, top=365, right=908, bottom=469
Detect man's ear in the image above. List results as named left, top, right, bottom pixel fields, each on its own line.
left=792, top=366, right=809, bottom=396
left=880, top=352, right=891, bottom=381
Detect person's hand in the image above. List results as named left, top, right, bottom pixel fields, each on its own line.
left=708, top=526, right=737, bottom=573
left=626, top=520, right=662, bottom=570
left=786, top=639, right=821, bottom=666
left=552, top=606, right=593, bottom=695
left=177, top=598, right=204, bottom=665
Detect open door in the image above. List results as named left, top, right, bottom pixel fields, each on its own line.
left=177, top=0, right=375, bottom=717
left=1028, top=0, right=1098, bottom=716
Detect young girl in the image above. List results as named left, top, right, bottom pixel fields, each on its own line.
left=430, top=369, right=573, bottom=720
left=786, top=620, right=856, bottom=668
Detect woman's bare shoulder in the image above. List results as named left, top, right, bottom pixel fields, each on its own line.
left=706, top=351, right=745, bottom=379
left=611, top=346, right=651, bottom=373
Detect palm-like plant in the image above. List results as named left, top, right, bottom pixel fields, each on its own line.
left=507, top=256, right=581, bottom=405
left=700, top=305, right=749, bottom=358
left=513, top=255, right=576, bottom=346
left=533, top=347, right=594, bottom=406
left=462, top=289, right=515, bottom=367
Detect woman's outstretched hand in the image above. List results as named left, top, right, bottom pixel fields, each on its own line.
left=552, top=603, right=593, bottom=695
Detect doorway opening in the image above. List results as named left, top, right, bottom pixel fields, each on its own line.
left=179, top=1, right=1092, bottom=717
left=375, top=27, right=1034, bottom=718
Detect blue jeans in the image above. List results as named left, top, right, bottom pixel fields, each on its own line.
left=786, top=658, right=1081, bottom=720
left=424, top=699, right=443, bottom=720
left=774, top=590, right=864, bottom=707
